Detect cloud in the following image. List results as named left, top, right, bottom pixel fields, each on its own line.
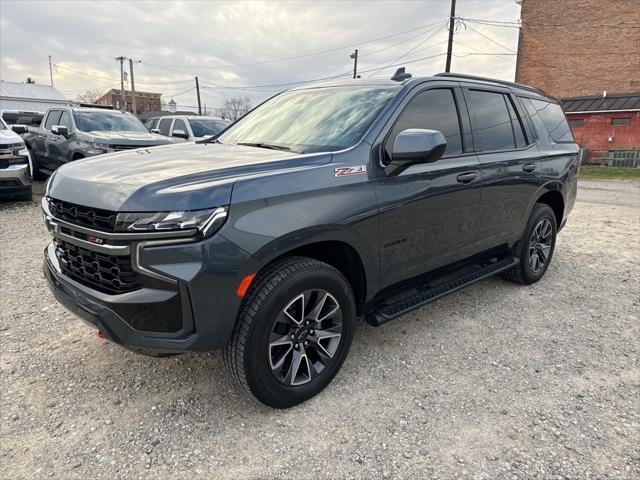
left=0, top=0, right=520, bottom=111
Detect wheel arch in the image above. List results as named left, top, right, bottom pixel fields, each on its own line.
left=256, top=239, right=368, bottom=315
left=536, top=189, right=564, bottom=228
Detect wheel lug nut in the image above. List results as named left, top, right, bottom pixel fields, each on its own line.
left=309, top=329, right=314, bottom=334
left=290, top=335, right=295, bottom=340
left=305, top=321, right=309, bottom=326
left=304, top=341, right=308, bottom=346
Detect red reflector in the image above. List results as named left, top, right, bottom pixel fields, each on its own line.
left=97, top=330, right=105, bottom=341
left=236, top=274, right=256, bottom=297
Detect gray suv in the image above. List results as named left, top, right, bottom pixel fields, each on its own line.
left=25, top=107, right=173, bottom=179
left=42, top=72, right=579, bottom=408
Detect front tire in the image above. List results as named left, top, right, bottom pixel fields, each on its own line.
left=224, top=257, right=355, bottom=408
left=503, top=203, right=557, bottom=285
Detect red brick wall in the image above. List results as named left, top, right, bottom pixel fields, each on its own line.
left=567, top=111, right=640, bottom=161
left=516, top=0, right=640, bottom=98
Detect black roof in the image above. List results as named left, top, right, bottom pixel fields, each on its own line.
left=561, top=93, right=640, bottom=113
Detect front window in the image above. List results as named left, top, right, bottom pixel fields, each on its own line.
left=73, top=112, right=149, bottom=133
left=189, top=118, right=229, bottom=137
left=217, top=86, right=400, bottom=153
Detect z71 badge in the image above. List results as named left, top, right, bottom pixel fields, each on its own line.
left=334, top=165, right=367, bottom=177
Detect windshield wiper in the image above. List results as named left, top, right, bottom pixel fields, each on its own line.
left=236, top=142, right=292, bottom=152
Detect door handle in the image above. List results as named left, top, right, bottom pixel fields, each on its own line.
left=523, top=164, right=537, bottom=172
left=457, top=172, right=478, bottom=183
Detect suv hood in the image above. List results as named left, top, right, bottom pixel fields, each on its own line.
left=88, top=130, right=173, bottom=145
left=47, top=142, right=332, bottom=211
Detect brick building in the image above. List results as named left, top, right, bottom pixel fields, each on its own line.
left=562, top=94, right=640, bottom=166
left=96, top=89, right=162, bottom=114
left=515, top=0, right=640, bottom=98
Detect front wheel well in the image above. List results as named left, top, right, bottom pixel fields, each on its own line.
left=271, top=241, right=367, bottom=314
left=536, top=190, right=564, bottom=227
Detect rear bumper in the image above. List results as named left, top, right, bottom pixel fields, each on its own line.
left=43, top=230, right=258, bottom=353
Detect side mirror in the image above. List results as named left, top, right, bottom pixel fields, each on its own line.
left=51, top=125, right=69, bottom=137
left=10, top=124, right=29, bottom=135
left=172, top=129, right=189, bottom=139
left=150, top=128, right=161, bottom=134
left=385, top=129, right=447, bottom=176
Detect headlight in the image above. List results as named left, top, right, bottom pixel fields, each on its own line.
left=115, top=206, right=228, bottom=237
left=91, top=142, right=113, bottom=152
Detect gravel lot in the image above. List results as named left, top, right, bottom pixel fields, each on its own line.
left=1, top=179, right=639, bottom=479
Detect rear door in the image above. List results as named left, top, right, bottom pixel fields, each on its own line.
left=157, top=117, right=173, bottom=138
left=375, top=83, right=482, bottom=287
left=461, top=85, right=542, bottom=251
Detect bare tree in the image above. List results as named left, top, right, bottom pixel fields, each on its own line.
left=75, top=89, right=104, bottom=104
left=220, top=97, right=252, bottom=122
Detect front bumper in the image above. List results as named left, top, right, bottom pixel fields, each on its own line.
left=0, top=163, right=31, bottom=197
left=42, top=201, right=258, bottom=352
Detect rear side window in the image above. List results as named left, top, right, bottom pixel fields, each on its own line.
left=385, top=88, right=462, bottom=159
left=528, top=99, right=574, bottom=143
left=44, top=111, right=62, bottom=129
left=158, top=118, right=172, bottom=136
left=466, top=90, right=516, bottom=152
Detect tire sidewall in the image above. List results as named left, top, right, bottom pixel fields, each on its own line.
left=244, top=266, right=355, bottom=408
left=520, top=205, right=557, bottom=283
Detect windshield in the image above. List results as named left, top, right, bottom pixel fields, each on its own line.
left=73, top=112, right=149, bottom=133
left=217, top=86, right=399, bottom=153
left=2, top=112, right=43, bottom=126
left=189, top=118, right=229, bottom=137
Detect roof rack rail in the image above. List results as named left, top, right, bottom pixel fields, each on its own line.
left=69, top=102, right=115, bottom=110
left=434, top=72, right=550, bottom=97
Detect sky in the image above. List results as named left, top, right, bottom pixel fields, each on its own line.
left=0, top=0, right=521, bottom=113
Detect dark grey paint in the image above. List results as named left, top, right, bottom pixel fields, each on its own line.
left=42, top=75, right=579, bottom=352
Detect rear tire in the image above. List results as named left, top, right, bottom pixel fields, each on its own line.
left=224, top=257, right=355, bottom=408
left=503, top=203, right=557, bottom=285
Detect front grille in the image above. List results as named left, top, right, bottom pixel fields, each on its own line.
left=111, top=144, right=140, bottom=151
left=48, top=198, right=117, bottom=232
left=54, top=239, right=142, bottom=294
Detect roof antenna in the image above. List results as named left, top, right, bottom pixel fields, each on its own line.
left=391, top=67, right=412, bottom=82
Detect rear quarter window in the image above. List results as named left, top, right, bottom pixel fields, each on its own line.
left=527, top=99, right=574, bottom=143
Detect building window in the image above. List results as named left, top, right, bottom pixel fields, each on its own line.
left=611, top=118, right=631, bottom=126
left=568, top=118, right=585, bottom=127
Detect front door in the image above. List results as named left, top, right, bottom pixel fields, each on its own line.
left=374, top=85, right=482, bottom=288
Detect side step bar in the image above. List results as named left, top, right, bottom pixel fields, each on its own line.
left=366, top=257, right=519, bottom=326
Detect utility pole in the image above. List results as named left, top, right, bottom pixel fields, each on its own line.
left=115, top=56, right=126, bottom=111
left=195, top=76, right=202, bottom=115
left=350, top=49, right=358, bottom=79
left=48, top=55, right=54, bottom=86
left=445, top=0, right=457, bottom=73
left=129, top=58, right=138, bottom=115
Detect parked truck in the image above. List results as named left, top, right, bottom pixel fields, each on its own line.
left=24, top=106, right=173, bottom=179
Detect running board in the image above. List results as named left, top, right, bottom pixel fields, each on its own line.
left=366, top=257, right=519, bottom=326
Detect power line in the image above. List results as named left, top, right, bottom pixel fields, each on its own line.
left=460, top=17, right=640, bottom=29
left=140, top=19, right=448, bottom=70
left=53, top=64, right=193, bottom=85
left=366, top=22, right=448, bottom=78
left=462, top=22, right=639, bottom=86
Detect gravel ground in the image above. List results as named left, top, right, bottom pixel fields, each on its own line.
left=1, top=179, right=639, bottom=479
